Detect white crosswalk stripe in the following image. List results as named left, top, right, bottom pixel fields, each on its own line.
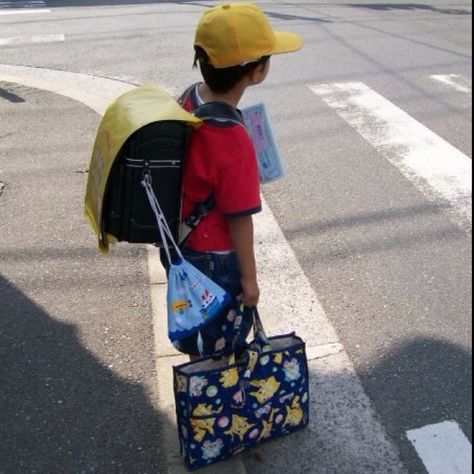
left=407, top=421, right=472, bottom=474
left=430, top=74, right=472, bottom=94
left=0, top=0, right=49, bottom=14
left=0, top=34, right=64, bottom=46
left=309, top=81, right=472, bottom=232
left=0, top=0, right=46, bottom=8
left=0, top=0, right=60, bottom=44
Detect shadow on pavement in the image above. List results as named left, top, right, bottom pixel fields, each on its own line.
left=265, top=11, right=332, bottom=23
left=361, top=337, right=472, bottom=446
left=0, top=274, right=166, bottom=474
left=350, top=337, right=473, bottom=474
left=1, top=272, right=471, bottom=472
left=348, top=3, right=471, bottom=15
left=43, top=0, right=208, bottom=6
left=284, top=202, right=466, bottom=262
left=286, top=202, right=453, bottom=239
left=0, top=87, right=25, bottom=104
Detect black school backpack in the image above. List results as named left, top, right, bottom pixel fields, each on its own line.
left=84, top=84, right=244, bottom=253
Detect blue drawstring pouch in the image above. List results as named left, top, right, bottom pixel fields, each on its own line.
left=142, top=174, right=230, bottom=343
left=167, top=259, right=230, bottom=342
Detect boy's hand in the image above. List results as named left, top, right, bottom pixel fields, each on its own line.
left=241, top=275, right=260, bottom=307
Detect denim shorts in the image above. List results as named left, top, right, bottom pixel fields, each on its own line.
left=160, top=248, right=253, bottom=357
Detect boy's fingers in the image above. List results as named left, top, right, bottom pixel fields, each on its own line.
left=240, top=278, right=260, bottom=307
left=242, top=292, right=259, bottom=307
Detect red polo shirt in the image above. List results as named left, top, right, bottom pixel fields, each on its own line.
left=181, top=84, right=261, bottom=252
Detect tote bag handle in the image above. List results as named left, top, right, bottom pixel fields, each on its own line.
left=228, top=304, right=270, bottom=365
left=230, top=304, right=270, bottom=354
left=224, top=305, right=272, bottom=408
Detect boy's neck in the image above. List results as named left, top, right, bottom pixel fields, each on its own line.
left=198, top=83, right=245, bottom=108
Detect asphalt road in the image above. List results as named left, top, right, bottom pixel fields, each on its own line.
left=0, top=1, right=472, bottom=473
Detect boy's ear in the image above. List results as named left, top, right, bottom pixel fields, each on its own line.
left=248, top=61, right=270, bottom=85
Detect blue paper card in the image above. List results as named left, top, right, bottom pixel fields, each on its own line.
left=242, top=103, right=285, bottom=183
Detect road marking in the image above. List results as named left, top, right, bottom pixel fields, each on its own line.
left=0, top=8, right=50, bottom=14
left=0, top=0, right=46, bottom=7
left=0, top=64, right=134, bottom=114
left=309, top=82, right=472, bottom=232
left=306, top=342, right=343, bottom=360
left=0, top=0, right=49, bottom=14
left=0, top=34, right=64, bottom=46
left=0, top=64, right=406, bottom=473
left=431, top=74, right=472, bottom=94
left=407, top=421, right=472, bottom=474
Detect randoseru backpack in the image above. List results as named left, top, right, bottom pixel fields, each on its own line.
left=84, top=84, right=244, bottom=252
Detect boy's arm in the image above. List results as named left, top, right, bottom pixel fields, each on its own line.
left=226, top=215, right=260, bottom=307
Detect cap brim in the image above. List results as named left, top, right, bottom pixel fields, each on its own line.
left=271, top=31, right=303, bottom=55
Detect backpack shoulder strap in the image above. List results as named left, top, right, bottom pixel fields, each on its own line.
left=178, top=83, right=198, bottom=107
left=193, top=101, right=246, bottom=128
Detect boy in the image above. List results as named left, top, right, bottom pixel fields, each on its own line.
left=169, top=2, right=302, bottom=357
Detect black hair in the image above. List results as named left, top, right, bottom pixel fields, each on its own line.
left=193, top=46, right=270, bottom=94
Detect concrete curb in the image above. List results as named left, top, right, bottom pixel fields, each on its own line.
left=146, top=243, right=351, bottom=473
left=147, top=245, right=249, bottom=473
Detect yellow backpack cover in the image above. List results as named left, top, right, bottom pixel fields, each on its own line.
left=84, top=84, right=201, bottom=253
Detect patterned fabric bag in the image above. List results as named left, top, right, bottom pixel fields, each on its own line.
left=173, top=306, right=309, bottom=470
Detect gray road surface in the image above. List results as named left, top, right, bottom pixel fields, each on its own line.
left=0, top=1, right=472, bottom=473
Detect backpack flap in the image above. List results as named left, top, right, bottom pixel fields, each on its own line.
left=84, top=84, right=202, bottom=253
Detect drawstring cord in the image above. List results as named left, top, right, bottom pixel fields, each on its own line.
left=141, top=172, right=184, bottom=266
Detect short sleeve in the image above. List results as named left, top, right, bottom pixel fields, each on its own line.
left=214, top=127, right=261, bottom=217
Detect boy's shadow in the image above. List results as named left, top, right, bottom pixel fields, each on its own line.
left=0, top=274, right=165, bottom=474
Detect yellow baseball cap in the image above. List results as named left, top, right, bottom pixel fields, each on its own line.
left=194, top=2, right=303, bottom=68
